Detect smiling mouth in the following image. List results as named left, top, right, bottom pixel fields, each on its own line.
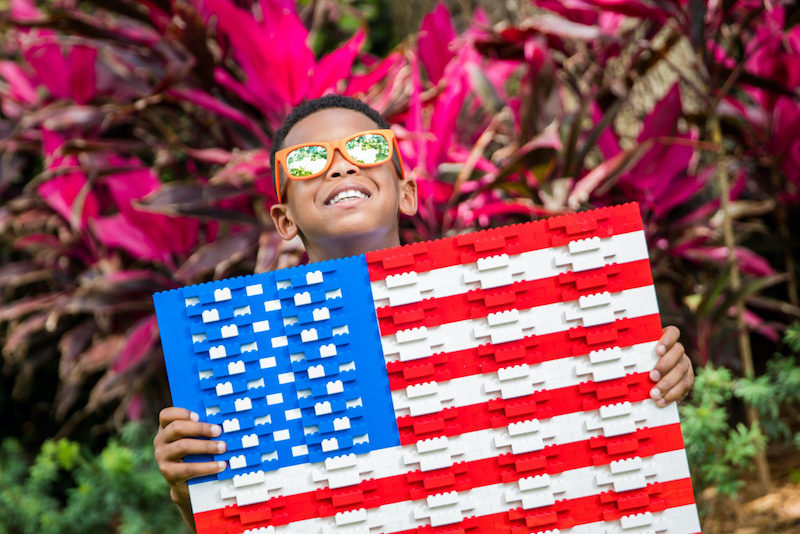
left=325, top=189, right=371, bottom=206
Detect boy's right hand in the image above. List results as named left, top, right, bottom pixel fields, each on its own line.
left=154, top=407, right=227, bottom=511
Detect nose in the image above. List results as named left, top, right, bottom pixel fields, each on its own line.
left=326, top=147, right=359, bottom=178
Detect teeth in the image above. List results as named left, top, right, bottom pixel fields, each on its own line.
left=328, top=189, right=368, bottom=205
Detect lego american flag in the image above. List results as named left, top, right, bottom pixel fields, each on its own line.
left=154, top=203, right=700, bottom=534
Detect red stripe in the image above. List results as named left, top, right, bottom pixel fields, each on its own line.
left=193, top=423, right=688, bottom=533
left=388, top=314, right=663, bottom=390
left=390, top=478, right=696, bottom=534
left=397, top=373, right=653, bottom=445
left=376, top=259, right=654, bottom=336
left=365, top=204, right=644, bottom=281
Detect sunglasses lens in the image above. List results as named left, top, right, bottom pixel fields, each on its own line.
left=286, top=145, right=328, bottom=177
left=345, top=133, right=390, bottom=164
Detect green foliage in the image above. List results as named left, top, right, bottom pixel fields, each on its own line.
left=681, top=324, right=800, bottom=500
left=743, top=324, right=800, bottom=447
left=0, top=424, right=187, bottom=534
left=680, top=365, right=765, bottom=498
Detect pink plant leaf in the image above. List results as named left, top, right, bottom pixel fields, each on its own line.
left=213, top=67, right=272, bottom=119
left=771, top=97, right=800, bottom=187
left=67, top=45, right=97, bottom=105
left=308, top=29, right=366, bottom=98
left=586, top=0, right=673, bottom=22
left=619, top=139, right=696, bottom=210
left=203, top=0, right=313, bottom=105
left=591, top=101, right=621, bottom=158
left=24, top=39, right=69, bottom=100
left=568, top=140, right=654, bottom=208
left=741, top=308, right=779, bottom=342
left=92, top=206, right=200, bottom=265
left=419, top=2, right=457, bottom=84
left=457, top=199, right=552, bottom=227
left=127, top=393, right=144, bottom=420
left=638, top=84, right=682, bottom=142
left=10, top=0, right=41, bottom=22
left=101, top=159, right=161, bottom=207
left=684, top=246, right=776, bottom=277
left=345, top=51, right=405, bottom=97
left=113, top=315, right=158, bottom=373
left=166, top=87, right=270, bottom=146
left=515, top=12, right=606, bottom=41
left=183, top=146, right=234, bottom=165
left=427, top=68, right=468, bottom=174
left=0, top=60, right=39, bottom=104
left=92, top=213, right=166, bottom=263
left=37, top=129, right=100, bottom=230
left=104, top=269, right=176, bottom=290
left=645, top=170, right=707, bottom=218
left=37, top=173, right=100, bottom=231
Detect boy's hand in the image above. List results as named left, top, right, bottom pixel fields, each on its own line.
left=154, top=407, right=227, bottom=522
left=649, top=326, right=694, bottom=406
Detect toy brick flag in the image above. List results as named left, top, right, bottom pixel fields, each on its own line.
left=153, top=203, right=701, bottom=534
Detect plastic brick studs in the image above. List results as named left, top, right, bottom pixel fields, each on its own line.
left=154, top=203, right=700, bottom=534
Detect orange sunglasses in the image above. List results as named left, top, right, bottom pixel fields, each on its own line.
left=273, top=129, right=405, bottom=204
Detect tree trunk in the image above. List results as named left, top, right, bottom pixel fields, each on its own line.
left=712, top=117, right=773, bottom=493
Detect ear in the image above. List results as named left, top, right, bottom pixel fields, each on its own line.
left=398, top=176, right=418, bottom=217
left=269, top=202, right=300, bottom=241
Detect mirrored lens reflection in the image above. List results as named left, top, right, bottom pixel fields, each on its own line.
left=345, top=134, right=390, bottom=164
left=286, top=145, right=328, bottom=177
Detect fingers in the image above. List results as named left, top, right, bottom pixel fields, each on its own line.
left=650, top=347, right=694, bottom=407
left=157, top=436, right=227, bottom=463
left=154, top=406, right=228, bottom=486
left=159, top=406, right=198, bottom=428
left=654, top=325, right=680, bottom=358
left=157, top=418, right=223, bottom=447
left=650, top=337, right=684, bottom=384
left=160, top=457, right=227, bottom=485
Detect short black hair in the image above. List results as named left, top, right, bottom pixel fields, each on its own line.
left=270, top=94, right=392, bottom=198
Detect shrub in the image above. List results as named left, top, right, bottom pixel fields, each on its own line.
left=1, top=0, right=798, bottom=448
left=0, top=423, right=186, bottom=534
left=681, top=324, right=800, bottom=502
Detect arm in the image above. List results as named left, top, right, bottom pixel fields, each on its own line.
left=153, top=407, right=228, bottom=532
left=649, top=325, right=694, bottom=406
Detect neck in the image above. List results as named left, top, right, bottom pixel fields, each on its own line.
left=304, top=231, right=401, bottom=263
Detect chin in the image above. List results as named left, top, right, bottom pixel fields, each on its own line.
left=324, top=218, right=396, bottom=242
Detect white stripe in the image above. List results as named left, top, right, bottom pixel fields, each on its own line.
left=571, top=504, right=701, bottom=534
left=189, top=399, right=680, bottom=513
left=269, top=449, right=691, bottom=534
left=380, top=285, right=658, bottom=362
left=391, top=341, right=658, bottom=415
left=369, top=231, right=649, bottom=308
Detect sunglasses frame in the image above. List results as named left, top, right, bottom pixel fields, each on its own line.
left=273, top=129, right=404, bottom=204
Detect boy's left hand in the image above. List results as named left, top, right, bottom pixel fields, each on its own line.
left=649, top=325, right=694, bottom=406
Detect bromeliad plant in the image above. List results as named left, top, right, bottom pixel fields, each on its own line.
left=1, top=0, right=799, bottom=463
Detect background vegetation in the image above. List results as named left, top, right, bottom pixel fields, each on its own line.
left=1, top=0, right=799, bottom=531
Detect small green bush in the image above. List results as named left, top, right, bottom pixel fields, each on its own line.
left=680, top=364, right=767, bottom=497
left=680, top=324, right=800, bottom=500
left=0, top=424, right=187, bottom=534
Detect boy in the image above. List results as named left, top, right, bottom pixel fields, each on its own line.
left=154, top=95, right=694, bottom=531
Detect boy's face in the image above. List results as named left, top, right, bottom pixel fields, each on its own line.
left=269, top=108, right=417, bottom=262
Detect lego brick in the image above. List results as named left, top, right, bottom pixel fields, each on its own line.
left=154, top=256, right=400, bottom=486
left=154, top=203, right=699, bottom=534
left=375, top=258, right=654, bottom=336
left=379, top=286, right=659, bottom=364
left=385, top=315, right=663, bottom=390
left=369, top=231, right=650, bottom=313
left=190, top=400, right=683, bottom=516
left=194, top=450, right=693, bottom=533
left=365, top=203, right=644, bottom=281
